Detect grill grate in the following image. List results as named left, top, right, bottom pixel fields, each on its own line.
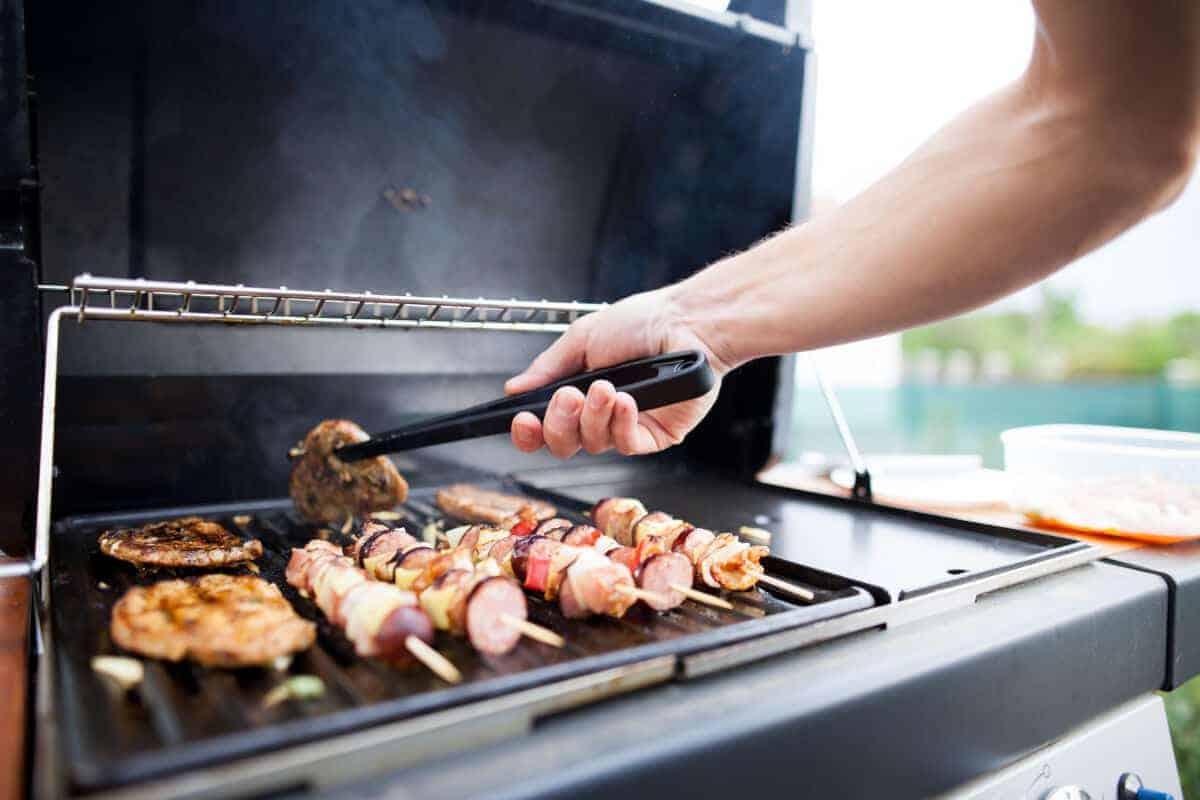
left=50, top=481, right=875, bottom=792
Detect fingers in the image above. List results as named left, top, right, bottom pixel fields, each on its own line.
left=510, top=383, right=659, bottom=459
left=579, top=380, right=617, bottom=454
left=611, top=392, right=657, bottom=456
left=505, top=324, right=588, bottom=395
left=510, top=411, right=544, bottom=453
left=540, top=387, right=585, bottom=458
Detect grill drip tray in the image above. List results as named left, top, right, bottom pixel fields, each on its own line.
left=49, top=480, right=877, bottom=793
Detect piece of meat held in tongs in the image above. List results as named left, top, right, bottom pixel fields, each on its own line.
left=284, top=541, right=460, bottom=683
left=289, top=420, right=409, bottom=525
left=435, top=483, right=557, bottom=526
left=345, top=523, right=558, bottom=654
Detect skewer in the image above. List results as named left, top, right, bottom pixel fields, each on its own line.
left=500, top=613, right=565, bottom=648
left=670, top=584, right=734, bottom=610
left=614, top=584, right=668, bottom=606
left=756, top=573, right=816, bottom=603
left=738, top=525, right=772, bottom=546
left=404, top=635, right=462, bottom=684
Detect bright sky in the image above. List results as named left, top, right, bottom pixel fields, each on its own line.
left=802, top=0, right=1200, bottom=386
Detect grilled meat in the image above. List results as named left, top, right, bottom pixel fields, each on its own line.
left=435, top=483, right=556, bottom=525
left=99, top=517, right=263, bottom=568
left=109, top=575, right=316, bottom=667
left=593, top=498, right=769, bottom=592
left=289, top=420, right=409, bottom=524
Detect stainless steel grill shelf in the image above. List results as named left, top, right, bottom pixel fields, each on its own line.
left=39, top=275, right=604, bottom=331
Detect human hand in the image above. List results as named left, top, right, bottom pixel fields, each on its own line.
left=506, top=288, right=728, bottom=458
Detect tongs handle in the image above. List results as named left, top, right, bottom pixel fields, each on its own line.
left=336, top=350, right=715, bottom=460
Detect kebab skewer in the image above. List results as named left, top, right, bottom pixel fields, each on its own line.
left=284, top=540, right=461, bottom=683
left=347, top=524, right=564, bottom=650
left=592, top=498, right=801, bottom=597
left=526, top=520, right=732, bottom=611
left=440, top=524, right=665, bottom=618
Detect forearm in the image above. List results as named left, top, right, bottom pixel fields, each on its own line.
left=674, top=6, right=1198, bottom=370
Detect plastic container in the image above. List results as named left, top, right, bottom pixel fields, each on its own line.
left=1001, top=425, right=1200, bottom=543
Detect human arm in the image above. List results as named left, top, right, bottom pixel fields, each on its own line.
left=510, top=0, right=1200, bottom=458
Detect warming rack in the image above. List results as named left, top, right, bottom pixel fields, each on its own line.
left=8, top=275, right=607, bottom=583
left=13, top=273, right=872, bottom=584
left=41, top=274, right=603, bottom=331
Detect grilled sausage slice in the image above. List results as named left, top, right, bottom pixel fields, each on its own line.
left=636, top=553, right=693, bottom=611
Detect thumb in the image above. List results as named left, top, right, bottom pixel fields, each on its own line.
left=505, top=326, right=587, bottom=395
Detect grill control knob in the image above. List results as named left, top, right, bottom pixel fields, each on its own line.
left=1118, top=772, right=1175, bottom=800
left=1041, top=788, right=1091, bottom=800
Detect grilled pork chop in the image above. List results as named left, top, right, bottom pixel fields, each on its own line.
left=289, top=419, right=409, bottom=525
left=99, top=517, right=263, bottom=568
left=435, top=483, right=556, bottom=525
left=109, top=574, right=316, bottom=667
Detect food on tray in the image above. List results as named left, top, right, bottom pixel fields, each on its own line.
left=91, top=655, right=144, bottom=691
left=436, top=523, right=645, bottom=618
left=289, top=419, right=409, bottom=524
left=435, top=483, right=557, bottom=525
left=342, top=523, right=533, bottom=655
left=530, top=520, right=694, bottom=611
left=592, top=498, right=770, bottom=591
left=1016, top=475, right=1200, bottom=542
left=99, top=517, right=263, bottom=568
left=109, top=575, right=316, bottom=667
left=286, top=540, right=434, bottom=657
left=262, top=675, right=326, bottom=708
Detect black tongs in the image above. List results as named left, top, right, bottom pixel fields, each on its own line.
left=335, top=350, right=715, bottom=461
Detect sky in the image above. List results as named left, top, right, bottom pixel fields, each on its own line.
left=809, top=0, right=1200, bottom=324
left=798, top=0, right=1200, bottom=386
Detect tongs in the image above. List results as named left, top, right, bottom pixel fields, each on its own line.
left=335, top=350, right=715, bottom=461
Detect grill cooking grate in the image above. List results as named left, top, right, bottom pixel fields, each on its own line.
left=50, top=481, right=875, bottom=792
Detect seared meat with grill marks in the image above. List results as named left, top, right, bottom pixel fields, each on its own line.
left=289, top=420, right=409, bottom=524
left=99, top=517, right=263, bottom=568
left=435, top=483, right=556, bottom=525
left=109, top=575, right=316, bottom=667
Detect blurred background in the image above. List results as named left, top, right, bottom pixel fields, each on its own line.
left=785, top=0, right=1200, bottom=791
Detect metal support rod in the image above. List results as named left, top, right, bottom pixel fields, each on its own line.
left=0, top=307, right=65, bottom=580
left=807, top=354, right=872, bottom=501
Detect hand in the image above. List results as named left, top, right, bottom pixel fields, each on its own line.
left=506, top=288, right=728, bottom=458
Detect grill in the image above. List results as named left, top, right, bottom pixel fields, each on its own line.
left=51, top=479, right=874, bottom=792
left=1, top=1, right=1136, bottom=797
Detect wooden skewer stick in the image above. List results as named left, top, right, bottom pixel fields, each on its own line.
left=756, top=573, right=816, bottom=603
left=500, top=613, right=565, bottom=648
left=614, top=584, right=668, bottom=606
left=405, top=636, right=462, bottom=684
left=670, top=584, right=734, bottom=610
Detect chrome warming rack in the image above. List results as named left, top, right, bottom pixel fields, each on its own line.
left=10, top=273, right=873, bottom=582
left=4, top=275, right=607, bottom=582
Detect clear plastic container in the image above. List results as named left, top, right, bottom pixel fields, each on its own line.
left=1001, top=424, right=1200, bottom=542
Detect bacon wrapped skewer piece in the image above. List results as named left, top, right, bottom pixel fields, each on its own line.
left=284, top=541, right=435, bottom=660
left=592, top=499, right=771, bottom=593
left=345, top=525, right=533, bottom=655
